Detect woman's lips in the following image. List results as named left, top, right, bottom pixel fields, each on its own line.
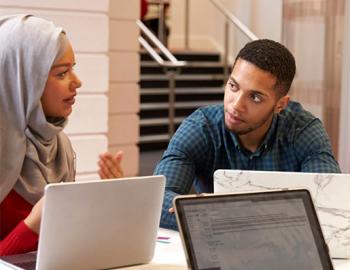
left=63, top=97, right=75, bottom=105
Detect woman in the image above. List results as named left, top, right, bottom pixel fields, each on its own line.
left=0, top=14, right=122, bottom=256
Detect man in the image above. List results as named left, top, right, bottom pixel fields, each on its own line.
left=154, top=39, right=340, bottom=230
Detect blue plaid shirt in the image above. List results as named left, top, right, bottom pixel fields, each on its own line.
left=154, top=101, right=341, bottom=230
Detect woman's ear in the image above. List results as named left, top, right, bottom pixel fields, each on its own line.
left=275, top=95, right=290, bottom=113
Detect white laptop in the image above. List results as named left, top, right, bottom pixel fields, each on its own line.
left=213, top=169, right=350, bottom=259
left=0, top=175, right=165, bottom=270
left=174, top=189, right=334, bottom=270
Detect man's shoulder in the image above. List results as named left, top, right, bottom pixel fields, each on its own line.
left=279, top=101, right=320, bottom=129
left=190, top=104, right=224, bottom=124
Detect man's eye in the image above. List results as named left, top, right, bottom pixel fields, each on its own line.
left=251, top=93, right=263, bottom=103
left=228, top=81, right=238, bottom=91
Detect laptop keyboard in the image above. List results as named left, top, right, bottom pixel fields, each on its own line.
left=14, top=260, right=36, bottom=270
left=0, top=252, right=36, bottom=270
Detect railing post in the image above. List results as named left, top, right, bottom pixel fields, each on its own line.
left=158, top=0, right=165, bottom=44
left=168, top=69, right=176, bottom=137
left=185, top=0, right=190, bottom=49
left=223, top=20, right=229, bottom=84
left=209, top=0, right=258, bottom=41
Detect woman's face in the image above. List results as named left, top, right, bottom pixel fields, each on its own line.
left=41, top=42, right=82, bottom=118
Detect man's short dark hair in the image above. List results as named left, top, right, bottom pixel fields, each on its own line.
left=234, top=39, right=296, bottom=96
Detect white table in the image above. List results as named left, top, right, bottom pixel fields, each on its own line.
left=1, top=228, right=349, bottom=269
left=119, top=228, right=350, bottom=270
left=117, top=228, right=186, bottom=270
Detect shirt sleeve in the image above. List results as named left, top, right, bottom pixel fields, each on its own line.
left=0, top=220, right=38, bottom=256
left=293, top=118, right=341, bottom=173
left=154, top=110, right=211, bottom=230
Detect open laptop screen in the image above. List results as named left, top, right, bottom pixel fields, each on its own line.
left=174, top=189, right=333, bottom=270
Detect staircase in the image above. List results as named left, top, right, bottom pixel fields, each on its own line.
left=139, top=51, right=226, bottom=151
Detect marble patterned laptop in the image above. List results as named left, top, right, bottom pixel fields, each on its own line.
left=214, top=170, right=350, bottom=259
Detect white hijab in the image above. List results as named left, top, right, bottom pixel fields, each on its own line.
left=0, top=14, right=75, bottom=205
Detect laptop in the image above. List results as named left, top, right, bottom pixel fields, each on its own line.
left=0, top=175, right=165, bottom=270
left=174, top=189, right=334, bottom=270
left=213, top=169, right=350, bottom=258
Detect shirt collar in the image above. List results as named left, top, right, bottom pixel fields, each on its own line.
left=229, top=114, right=278, bottom=155
left=260, top=113, right=278, bottom=151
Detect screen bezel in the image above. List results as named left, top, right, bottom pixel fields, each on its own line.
left=174, top=189, right=334, bottom=270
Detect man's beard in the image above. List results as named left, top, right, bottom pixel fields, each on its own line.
left=224, top=109, right=275, bottom=135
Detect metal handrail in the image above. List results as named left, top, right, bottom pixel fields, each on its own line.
left=209, top=0, right=258, bottom=81
left=137, top=20, right=186, bottom=68
left=146, top=0, right=170, bottom=44
left=210, top=0, right=258, bottom=41
left=137, top=19, right=186, bottom=136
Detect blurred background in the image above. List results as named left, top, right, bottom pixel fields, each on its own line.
left=1, top=0, right=348, bottom=178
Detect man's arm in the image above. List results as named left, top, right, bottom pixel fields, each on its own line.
left=154, top=110, right=211, bottom=230
left=294, top=119, right=341, bottom=173
left=155, top=148, right=197, bottom=230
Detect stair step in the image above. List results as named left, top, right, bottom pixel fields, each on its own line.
left=140, top=134, right=170, bottom=143
left=141, top=65, right=224, bottom=75
left=141, top=93, right=223, bottom=103
left=140, top=79, right=224, bottom=88
left=141, top=74, right=225, bottom=80
left=140, top=107, right=200, bottom=119
left=141, top=61, right=224, bottom=67
left=139, top=50, right=225, bottom=151
left=141, top=101, right=220, bottom=110
left=140, top=51, right=221, bottom=62
left=141, top=87, right=224, bottom=95
left=140, top=117, right=185, bottom=126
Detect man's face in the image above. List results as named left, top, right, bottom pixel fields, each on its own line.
left=224, top=59, right=288, bottom=137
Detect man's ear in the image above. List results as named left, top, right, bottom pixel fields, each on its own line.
left=275, top=95, right=290, bottom=113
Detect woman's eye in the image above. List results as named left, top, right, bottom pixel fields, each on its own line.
left=57, top=71, right=68, bottom=78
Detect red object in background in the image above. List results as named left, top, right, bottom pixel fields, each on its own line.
left=141, top=0, right=148, bottom=19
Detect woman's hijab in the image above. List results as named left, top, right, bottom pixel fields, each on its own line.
left=0, top=14, right=75, bottom=205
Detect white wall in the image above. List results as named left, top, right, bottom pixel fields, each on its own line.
left=169, top=0, right=282, bottom=57
left=109, top=0, right=140, bottom=177
left=339, top=1, right=350, bottom=173
left=250, top=0, right=282, bottom=41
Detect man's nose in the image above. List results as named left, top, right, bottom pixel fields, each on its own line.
left=232, top=92, right=245, bottom=112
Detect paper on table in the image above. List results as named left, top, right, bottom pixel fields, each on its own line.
left=152, top=228, right=186, bottom=266
left=334, top=260, right=350, bottom=270
left=0, top=259, right=24, bottom=270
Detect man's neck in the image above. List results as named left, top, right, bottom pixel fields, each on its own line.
left=238, top=133, right=264, bottom=153
left=237, top=117, right=274, bottom=153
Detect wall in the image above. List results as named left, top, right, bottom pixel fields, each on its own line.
left=169, top=0, right=282, bottom=58
left=0, top=0, right=140, bottom=178
left=339, top=0, right=350, bottom=172
left=109, top=0, right=140, bottom=177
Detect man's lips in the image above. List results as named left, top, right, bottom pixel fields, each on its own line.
left=226, top=111, right=244, bottom=124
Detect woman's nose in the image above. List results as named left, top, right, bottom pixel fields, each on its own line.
left=71, top=71, right=82, bottom=90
